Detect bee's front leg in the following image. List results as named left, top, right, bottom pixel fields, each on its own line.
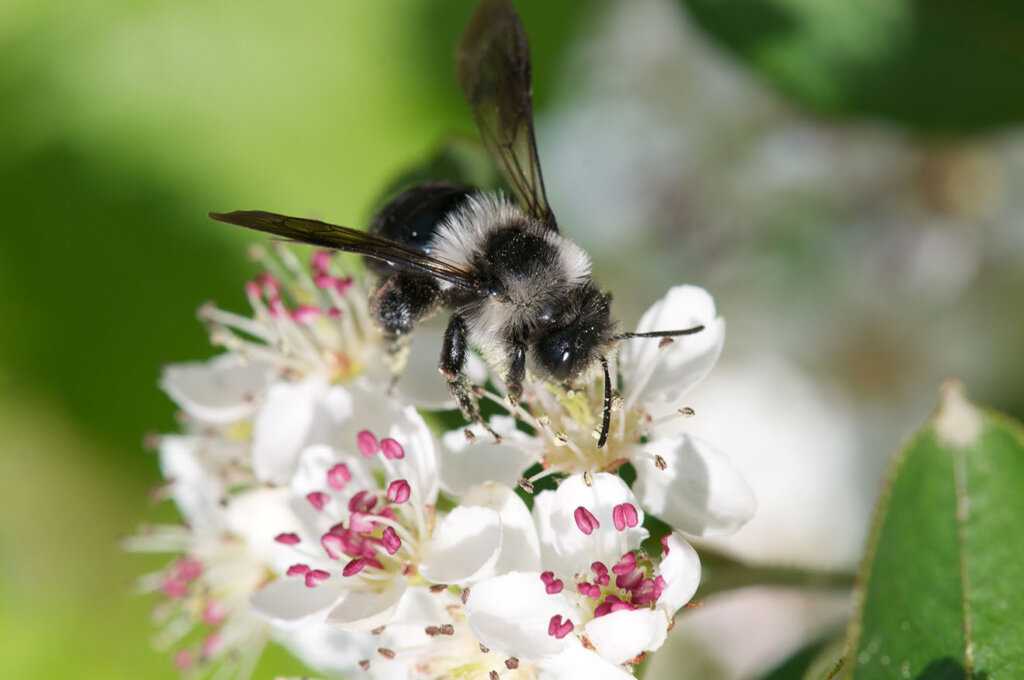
left=371, top=274, right=443, bottom=383
left=440, top=314, right=500, bottom=442
left=504, top=341, right=526, bottom=408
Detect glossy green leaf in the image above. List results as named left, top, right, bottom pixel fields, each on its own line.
left=680, top=0, right=1024, bottom=134
left=844, top=382, right=1024, bottom=678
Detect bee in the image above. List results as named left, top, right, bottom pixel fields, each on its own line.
left=210, top=0, right=703, bottom=447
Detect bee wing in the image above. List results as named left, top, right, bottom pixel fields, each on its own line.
left=457, top=0, right=557, bottom=231
left=209, top=210, right=484, bottom=293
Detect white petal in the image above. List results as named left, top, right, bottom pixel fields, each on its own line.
left=419, top=506, right=502, bottom=586
left=346, top=383, right=441, bottom=504
left=277, top=620, right=374, bottom=677
left=252, top=375, right=326, bottom=484
left=462, top=483, right=542, bottom=575
left=635, top=434, right=755, bottom=537
left=326, top=576, right=407, bottom=631
left=585, top=608, right=669, bottom=665
left=158, top=435, right=224, bottom=526
left=250, top=578, right=340, bottom=626
left=160, top=354, right=274, bottom=424
left=224, top=487, right=305, bottom=573
left=658, top=533, right=701, bottom=612
left=540, top=473, right=647, bottom=571
left=439, top=416, right=536, bottom=496
left=539, top=645, right=636, bottom=680
left=619, top=286, right=725, bottom=406
left=466, top=572, right=574, bottom=662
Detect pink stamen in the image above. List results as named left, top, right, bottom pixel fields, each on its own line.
left=577, top=582, right=601, bottom=599
left=381, top=526, right=402, bottom=555
left=328, top=308, right=342, bottom=318
left=202, top=600, right=227, bottom=625
left=616, top=569, right=643, bottom=591
left=591, top=561, right=610, bottom=587
left=335, top=277, right=353, bottom=295
left=573, top=506, right=600, bottom=535
left=174, top=649, right=194, bottom=670
left=314, top=274, right=337, bottom=290
left=321, top=533, right=345, bottom=560
left=305, top=569, right=330, bottom=588
left=201, top=633, right=222, bottom=657
left=287, top=563, right=311, bottom=577
left=176, top=557, right=203, bottom=581
left=343, top=557, right=368, bottom=577
left=612, top=503, right=639, bottom=531
left=292, top=305, right=322, bottom=324
left=540, top=572, right=564, bottom=595
left=162, top=577, right=187, bottom=599
left=311, top=250, right=332, bottom=274
left=357, top=430, right=379, bottom=457
left=348, top=490, right=378, bottom=513
left=387, top=479, right=411, bottom=504
left=268, top=297, right=287, bottom=317
left=327, top=463, right=352, bottom=490
left=244, top=281, right=262, bottom=299
left=380, top=438, right=405, bottom=460
left=661, top=534, right=671, bottom=555
left=307, top=491, right=330, bottom=511
left=257, top=272, right=281, bottom=296
left=274, top=532, right=300, bottom=545
left=349, top=512, right=375, bottom=534
left=547, top=615, right=574, bottom=639
left=612, top=552, right=637, bottom=575
left=632, top=578, right=659, bottom=605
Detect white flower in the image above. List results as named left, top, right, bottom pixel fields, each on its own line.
left=126, top=441, right=283, bottom=678
left=441, top=285, right=755, bottom=537
left=194, top=244, right=466, bottom=410
left=466, top=474, right=702, bottom=677
left=245, top=422, right=536, bottom=638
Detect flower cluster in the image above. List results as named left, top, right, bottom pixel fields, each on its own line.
left=129, top=246, right=755, bottom=679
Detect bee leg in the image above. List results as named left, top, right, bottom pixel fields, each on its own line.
left=504, top=341, right=527, bottom=408
left=370, top=274, right=443, bottom=379
left=440, top=314, right=501, bottom=442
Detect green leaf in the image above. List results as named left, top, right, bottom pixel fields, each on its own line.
left=680, top=0, right=1024, bottom=134
left=844, top=381, right=1024, bottom=678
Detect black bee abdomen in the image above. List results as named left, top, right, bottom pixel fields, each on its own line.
left=367, top=181, right=475, bottom=276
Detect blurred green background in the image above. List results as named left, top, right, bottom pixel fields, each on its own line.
left=2, top=0, right=1022, bottom=678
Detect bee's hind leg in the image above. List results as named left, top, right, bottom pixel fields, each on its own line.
left=440, top=314, right=501, bottom=443
left=370, top=274, right=444, bottom=386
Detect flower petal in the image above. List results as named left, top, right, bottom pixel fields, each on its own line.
left=584, top=608, right=669, bottom=665
left=658, top=533, right=701, bottom=612
left=634, top=434, right=755, bottom=537
left=223, top=487, right=306, bottom=574
left=538, top=644, right=636, bottom=680
left=462, top=482, right=542, bottom=575
left=466, top=572, right=575, bottom=661
left=619, top=286, right=725, bottom=406
left=252, top=375, right=326, bottom=484
left=250, top=577, right=340, bottom=626
left=326, top=576, right=407, bottom=631
left=160, top=354, right=274, bottom=424
left=419, top=506, right=502, bottom=586
left=439, top=416, right=536, bottom=496
left=538, top=473, right=647, bottom=572
left=277, top=620, right=374, bottom=677
left=158, top=435, right=224, bottom=528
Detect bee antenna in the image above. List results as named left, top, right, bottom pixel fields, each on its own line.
left=613, top=325, right=704, bottom=342
left=598, top=356, right=612, bottom=449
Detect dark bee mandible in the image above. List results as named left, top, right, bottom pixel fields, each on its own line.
left=210, top=0, right=702, bottom=446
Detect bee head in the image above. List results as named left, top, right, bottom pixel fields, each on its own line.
left=531, top=285, right=616, bottom=385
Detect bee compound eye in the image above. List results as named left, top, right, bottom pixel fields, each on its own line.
left=553, top=346, right=573, bottom=381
